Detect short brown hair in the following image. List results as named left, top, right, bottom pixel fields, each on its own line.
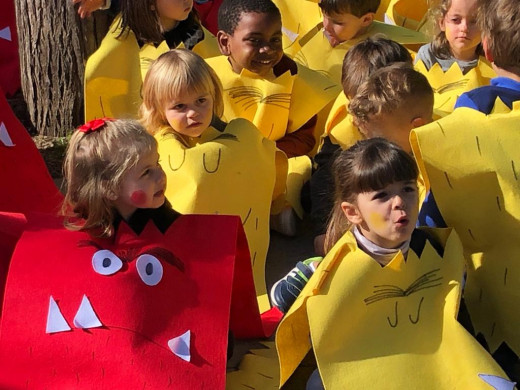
left=139, top=49, right=224, bottom=135
left=349, top=63, right=433, bottom=126
left=478, top=0, right=520, bottom=72
left=62, top=119, right=157, bottom=237
left=341, top=36, right=412, bottom=98
left=319, top=0, right=380, bottom=17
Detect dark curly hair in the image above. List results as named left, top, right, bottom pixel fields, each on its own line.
left=218, top=0, right=281, bottom=34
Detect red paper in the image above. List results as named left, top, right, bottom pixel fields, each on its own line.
left=194, top=0, right=222, bottom=35
left=0, top=213, right=273, bottom=388
left=0, top=0, right=20, bottom=96
left=0, top=87, right=63, bottom=214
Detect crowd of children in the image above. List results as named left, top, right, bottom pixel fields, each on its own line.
left=1, top=0, right=520, bottom=387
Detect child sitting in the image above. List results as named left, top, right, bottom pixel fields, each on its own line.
left=455, top=0, right=520, bottom=113
left=207, top=0, right=340, bottom=236
left=140, top=49, right=282, bottom=311
left=311, top=36, right=413, bottom=255
left=63, top=118, right=171, bottom=236
left=285, top=0, right=427, bottom=84
left=84, top=0, right=220, bottom=121
left=276, top=138, right=509, bottom=389
left=415, top=0, right=482, bottom=74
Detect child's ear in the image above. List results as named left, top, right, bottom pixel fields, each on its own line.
left=360, top=12, right=375, bottom=27
left=106, top=190, right=118, bottom=201
left=439, top=16, right=446, bottom=31
left=217, top=31, right=231, bottom=56
left=482, top=37, right=494, bottom=62
left=340, top=201, right=363, bottom=225
left=411, top=117, right=427, bottom=129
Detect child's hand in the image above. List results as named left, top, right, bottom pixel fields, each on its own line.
left=72, top=0, right=106, bottom=18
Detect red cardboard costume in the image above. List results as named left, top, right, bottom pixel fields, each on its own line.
left=0, top=0, right=20, bottom=96
left=0, top=87, right=63, bottom=214
left=0, top=212, right=280, bottom=389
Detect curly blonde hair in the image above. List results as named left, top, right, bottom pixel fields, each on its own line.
left=139, top=49, right=224, bottom=135
left=62, top=119, right=157, bottom=237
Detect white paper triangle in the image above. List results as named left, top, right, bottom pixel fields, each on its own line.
left=46, top=296, right=71, bottom=334
left=168, top=330, right=191, bottom=362
left=0, top=122, right=15, bottom=147
left=0, top=27, right=12, bottom=42
left=73, top=295, right=103, bottom=329
left=478, top=374, right=517, bottom=390
left=384, top=13, right=396, bottom=26
left=282, top=26, right=299, bottom=43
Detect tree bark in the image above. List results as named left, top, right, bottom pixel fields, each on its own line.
left=15, top=0, right=86, bottom=137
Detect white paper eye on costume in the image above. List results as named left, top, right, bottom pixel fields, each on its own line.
left=136, top=254, right=163, bottom=286
left=92, top=250, right=123, bottom=275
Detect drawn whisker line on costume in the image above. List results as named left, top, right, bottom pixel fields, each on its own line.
left=406, top=269, right=442, bottom=293
left=434, top=79, right=469, bottom=94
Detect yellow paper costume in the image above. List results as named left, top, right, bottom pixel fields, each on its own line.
left=84, top=16, right=220, bottom=121
left=384, top=0, right=429, bottom=31
left=289, top=22, right=428, bottom=84
left=205, top=55, right=340, bottom=216
left=323, top=92, right=362, bottom=150
left=156, top=118, right=285, bottom=311
left=276, top=228, right=511, bottom=389
left=415, top=60, right=496, bottom=118
left=410, top=103, right=520, bottom=356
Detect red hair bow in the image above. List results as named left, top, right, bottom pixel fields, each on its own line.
left=78, top=118, right=114, bottom=134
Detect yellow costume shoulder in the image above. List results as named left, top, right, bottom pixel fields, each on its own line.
left=276, top=228, right=511, bottom=388
left=156, top=118, right=280, bottom=311
left=415, top=59, right=496, bottom=118
left=292, top=21, right=428, bottom=84
left=84, top=16, right=219, bottom=121
left=206, top=55, right=340, bottom=141
left=323, top=91, right=362, bottom=150
left=411, top=103, right=520, bottom=356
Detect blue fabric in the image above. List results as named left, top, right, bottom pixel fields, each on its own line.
left=417, top=191, right=447, bottom=228
left=455, top=77, right=520, bottom=114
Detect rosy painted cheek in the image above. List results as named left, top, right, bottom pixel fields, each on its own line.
left=368, top=212, right=386, bottom=229
left=130, top=190, right=148, bottom=206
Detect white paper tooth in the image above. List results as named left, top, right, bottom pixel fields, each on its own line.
left=46, top=296, right=71, bottom=334
left=168, top=330, right=191, bottom=362
left=0, top=27, right=12, bottom=42
left=73, top=295, right=103, bottom=329
left=0, top=122, right=15, bottom=147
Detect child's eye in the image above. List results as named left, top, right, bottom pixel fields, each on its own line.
left=197, top=97, right=207, bottom=104
left=173, top=103, right=185, bottom=110
left=373, top=191, right=387, bottom=200
left=403, top=185, right=416, bottom=193
left=141, top=169, right=150, bottom=177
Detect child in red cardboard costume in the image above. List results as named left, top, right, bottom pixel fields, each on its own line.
left=0, top=119, right=278, bottom=388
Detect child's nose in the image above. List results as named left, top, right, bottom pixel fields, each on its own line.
left=393, top=195, right=405, bottom=209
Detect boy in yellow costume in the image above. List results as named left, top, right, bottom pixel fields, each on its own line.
left=283, top=0, right=428, bottom=85
left=206, top=0, right=340, bottom=232
left=84, top=0, right=220, bottom=121
left=276, top=139, right=511, bottom=389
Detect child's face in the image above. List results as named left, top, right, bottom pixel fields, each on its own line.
left=439, top=0, right=480, bottom=60
left=322, top=11, right=372, bottom=47
left=164, top=89, right=214, bottom=138
left=357, top=97, right=433, bottom=153
left=217, top=12, right=284, bottom=76
left=156, top=0, right=193, bottom=29
left=113, top=148, right=166, bottom=220
left=342, top=180, right=419, bottom=249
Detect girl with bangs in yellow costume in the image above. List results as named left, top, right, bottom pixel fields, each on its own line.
left=275, top=138, right=512, bottom=390
left=84, top=0, right=221, bottom=122
left=414, top=0, right=495, bottom=118
left=140, top=49, right=285, bottom=312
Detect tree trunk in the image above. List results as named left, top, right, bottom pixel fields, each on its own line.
left=15, top=0, right=86, bottom=137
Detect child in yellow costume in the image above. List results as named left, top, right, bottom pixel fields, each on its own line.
left=284, top=0, right=428, bottom=85
left=140, top=49, right=285, bottom=312
left=84, top=0, right=221, bottom=122
left=207, top=0, right=340, bottom=235
left=311, top=61, right=432, bottom=255
left=275, top=138, right=512, bottom=389
left=414, top=0, right=495, bottom=118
